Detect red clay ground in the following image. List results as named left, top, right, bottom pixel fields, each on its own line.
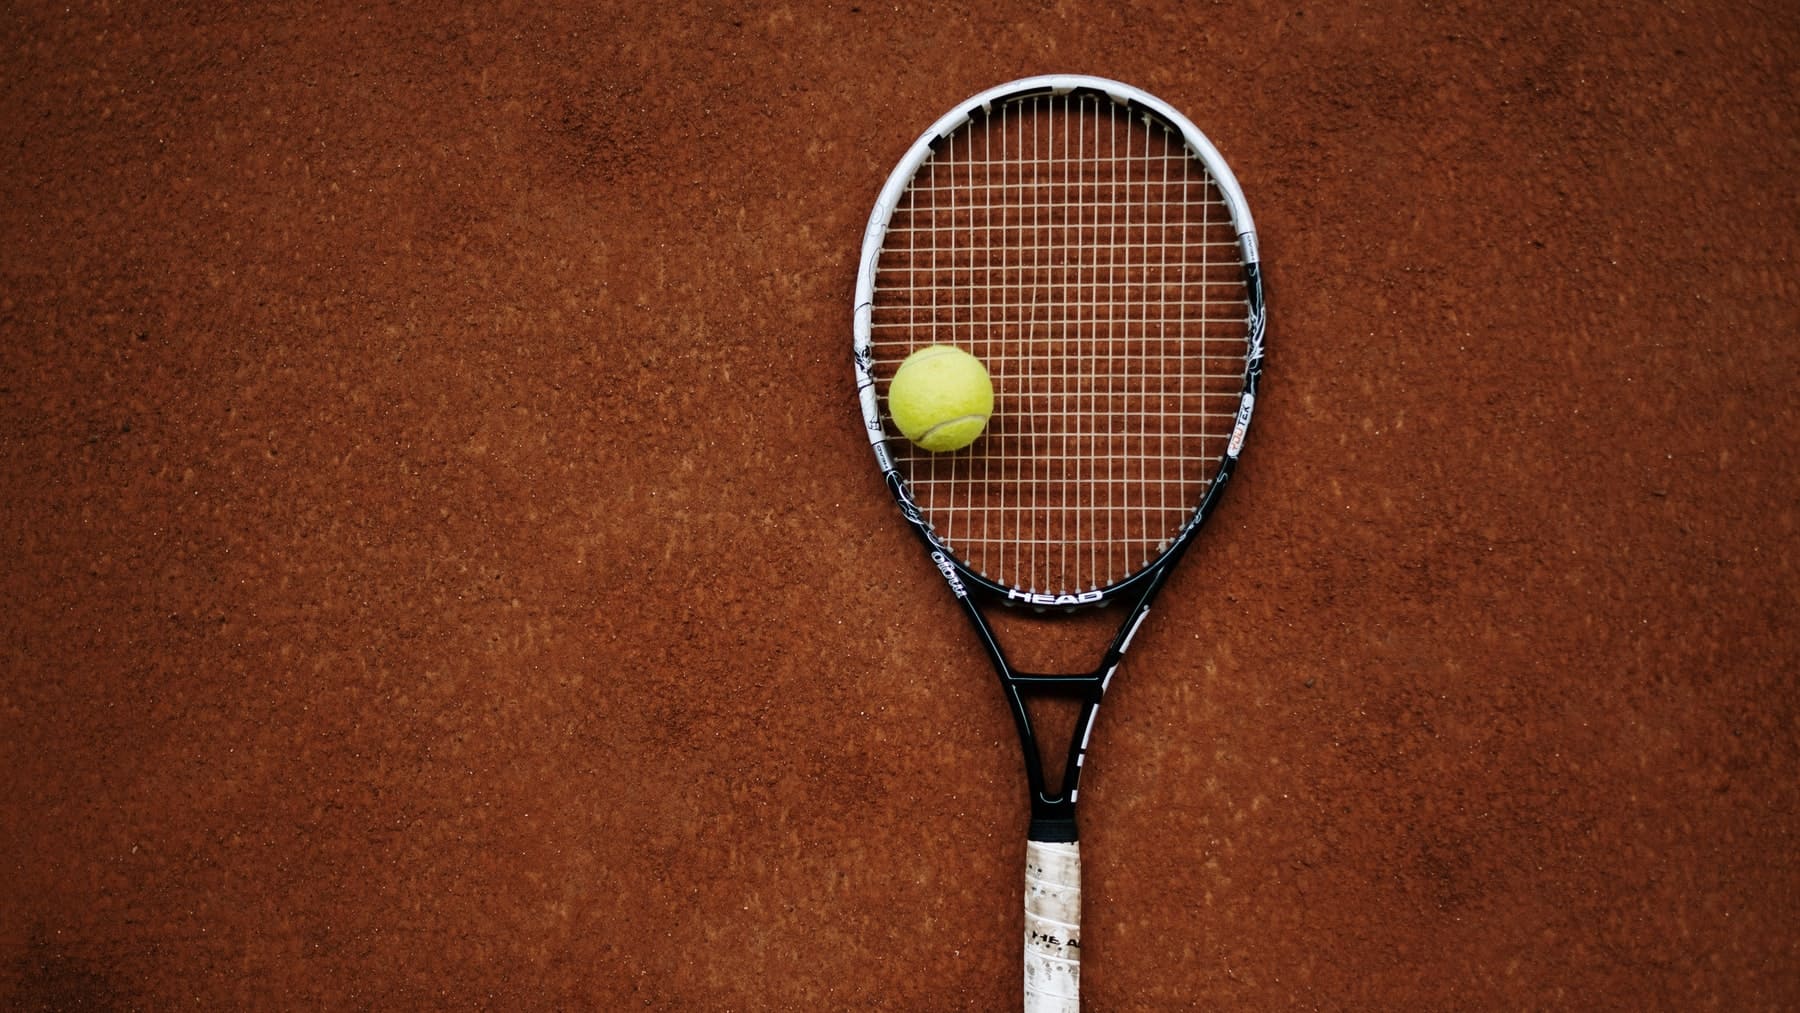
left=4, top=3, right=1796, bottom=1009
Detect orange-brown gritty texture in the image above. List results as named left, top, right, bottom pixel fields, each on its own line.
left=3, top=3, right=1796, bottom=1009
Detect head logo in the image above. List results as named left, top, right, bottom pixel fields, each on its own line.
left=1008, top=588, right=1104, bottom=607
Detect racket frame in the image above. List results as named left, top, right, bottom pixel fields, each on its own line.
left=854, top=74, right=1266, bottom=841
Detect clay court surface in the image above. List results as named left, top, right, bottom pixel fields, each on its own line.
left=4, top=3, right=1796, bottom=1009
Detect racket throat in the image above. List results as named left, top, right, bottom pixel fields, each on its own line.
left=1010, top=680, right=1105, bottom=843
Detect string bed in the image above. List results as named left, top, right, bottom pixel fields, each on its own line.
left=870, top=91, right=1253, bottom=596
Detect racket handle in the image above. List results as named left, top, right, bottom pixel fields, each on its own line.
left=1023, top=838, right=1081, bottom=1012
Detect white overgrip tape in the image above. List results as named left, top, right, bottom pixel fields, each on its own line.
left=1024, top=839, right=1081, bottom=1012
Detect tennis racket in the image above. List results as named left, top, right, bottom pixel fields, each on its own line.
left=853, top=75, right=1266, bottom=1010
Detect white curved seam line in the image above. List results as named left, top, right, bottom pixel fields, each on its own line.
left=1024, top=910, right=1081, bottom=931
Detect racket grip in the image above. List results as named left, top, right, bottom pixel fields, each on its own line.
left=1023, top=839, right=1081, bottom=1012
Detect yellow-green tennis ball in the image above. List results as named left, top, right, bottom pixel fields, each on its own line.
left=889, top=345, right=994, bottom=452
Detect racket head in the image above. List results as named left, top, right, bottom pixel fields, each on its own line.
left=854, top=75, right=1266, bottom=608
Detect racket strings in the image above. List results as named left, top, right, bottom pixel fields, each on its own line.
left=871, top=92, right=1251, bottom=596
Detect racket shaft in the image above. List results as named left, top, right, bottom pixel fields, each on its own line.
left=1024, top=839, right=1082, bottom=1011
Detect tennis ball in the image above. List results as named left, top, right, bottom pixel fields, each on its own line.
left=888, top=345, right=995, bottom=452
